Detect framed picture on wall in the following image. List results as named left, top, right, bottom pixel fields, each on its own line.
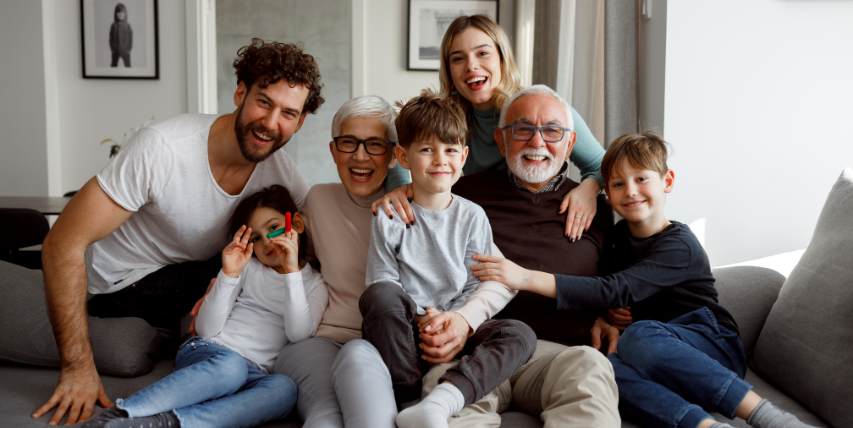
left=80, top=0, right=159, bottom=79
left=407, top=0, right=499, bottom=71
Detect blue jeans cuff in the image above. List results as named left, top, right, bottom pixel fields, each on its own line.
left=679, top=407, right=713, bottom=428
left=114, top=398, right=140, bottom=419
left=718, top=376, right=752, bottom=419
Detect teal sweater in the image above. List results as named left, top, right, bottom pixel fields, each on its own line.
left=386, top=106, right=605, bottom=190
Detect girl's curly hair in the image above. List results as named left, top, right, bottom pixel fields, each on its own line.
left=233, top=38, right=325, bottom=114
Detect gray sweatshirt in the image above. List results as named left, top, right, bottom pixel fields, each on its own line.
left=366, top=195, right=494, bottom=315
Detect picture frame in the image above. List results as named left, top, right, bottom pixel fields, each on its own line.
left=407, top=0, right=499, bottom=71
left=81, top=0, right=159, bottom=79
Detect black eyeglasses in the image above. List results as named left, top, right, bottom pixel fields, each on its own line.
left=501, top=124, right=572, bottom=142
left=333, top=137, right=396, bottom=155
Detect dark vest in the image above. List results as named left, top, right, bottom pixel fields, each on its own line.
left=453, top=168, right=612, bottom=345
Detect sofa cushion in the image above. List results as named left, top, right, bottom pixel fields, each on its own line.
left=0, top=261, right=162, bottom=377
left=751, top=167, right=853, bottom=428
left=712, top=266, right=785, bottom=356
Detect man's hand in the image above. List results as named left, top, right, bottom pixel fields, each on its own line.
left=418, top=311, right=471, bottom=364
left=188, top=278, right=217, bottom=335
left=38, top=178, right=132, bottom=425
left=590, top=316, right=620, bottom=356
left=371, top=184, right=414, bottom=224
left=606, top=306, right=632, bottom=332
left=32, top=362, right=113, bottom=425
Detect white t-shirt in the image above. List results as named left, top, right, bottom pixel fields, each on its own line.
left=195, top=258, right=329, bottom=373
left=85, top=113, right=309, bottom=294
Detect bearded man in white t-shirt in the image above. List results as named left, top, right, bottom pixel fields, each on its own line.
left=32, top=38, right=325, bottom=426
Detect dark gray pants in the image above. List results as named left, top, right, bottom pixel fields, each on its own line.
left=359, top=282, right=537, bottom=406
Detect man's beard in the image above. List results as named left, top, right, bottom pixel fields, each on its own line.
left=233, top=101, right=289, bottom=163
left=507, top=146, right=567, bottom=184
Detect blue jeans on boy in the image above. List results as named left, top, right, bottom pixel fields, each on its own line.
left=607, top=308, right=752, bottom=428
left=116, top=337, right=297, bottom=428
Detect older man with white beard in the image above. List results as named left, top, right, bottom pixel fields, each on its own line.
left=420, top=85, right=621, bottom=427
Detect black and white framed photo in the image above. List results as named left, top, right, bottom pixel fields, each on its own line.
left=407, top=0, right=499, bottom=71
left=81, top=0, right=159, bottom=79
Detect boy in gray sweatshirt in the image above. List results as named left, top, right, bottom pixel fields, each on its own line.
left=360, top=89, right=536, bottom=428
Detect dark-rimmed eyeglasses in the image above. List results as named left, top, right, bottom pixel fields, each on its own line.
left=501, top=124, right=572, bottom=142
left=333, top=137, right=396, bottom=155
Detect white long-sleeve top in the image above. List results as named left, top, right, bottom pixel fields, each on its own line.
left=195, top=257, right=329, bottom=373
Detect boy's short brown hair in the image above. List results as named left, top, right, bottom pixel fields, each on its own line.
left=395, top=89, right=468, bottom=149
left=233, top=38, right=325, bottom=115
left=602, top=131, right=670, bottom=184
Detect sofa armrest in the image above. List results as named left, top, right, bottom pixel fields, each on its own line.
left=712, top=266, right=785, bottom=355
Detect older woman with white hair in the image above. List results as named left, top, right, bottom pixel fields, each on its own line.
left=271, top=95, right=400, bottom=428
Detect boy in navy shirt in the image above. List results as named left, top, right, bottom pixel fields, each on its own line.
left=471, top=132, right=815, bottom=428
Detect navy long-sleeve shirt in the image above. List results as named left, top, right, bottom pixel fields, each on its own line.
left=554, top=220, right=739, bottom=335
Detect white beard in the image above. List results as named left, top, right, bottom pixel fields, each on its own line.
left=508, top=147, right=567, bottom=184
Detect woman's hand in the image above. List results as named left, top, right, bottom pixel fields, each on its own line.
left=270, top=230, right=300, bottom=274
left=606, top=306, right=633, bottom=332
left=371, top=184, right=415, bottom=225
left=470, top=254, right=532, bottom=290
left=559, top=178, right=601, bottom=242
left=222, top=226, right=253, bottom=278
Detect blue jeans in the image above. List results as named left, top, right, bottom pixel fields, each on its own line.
left=607, top=308, right=752, bottom=428
left=116, top=337, right=297, bottom=428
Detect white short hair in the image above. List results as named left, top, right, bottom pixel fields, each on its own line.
left=498, top=85, right=574, bottom=130
left=331, top=95, right=398, bottom=142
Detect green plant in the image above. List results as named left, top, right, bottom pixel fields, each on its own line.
left=101, top=117, right=154, bottom=158
left=100, top=138, right=122, bottom=158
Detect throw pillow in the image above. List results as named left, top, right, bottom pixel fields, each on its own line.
left=751, top=167, right=853, bottom=427
left=0, top=261, right=162, bottom=377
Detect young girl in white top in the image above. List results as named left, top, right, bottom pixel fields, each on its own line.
left=84, top=185, right=329, bottom=428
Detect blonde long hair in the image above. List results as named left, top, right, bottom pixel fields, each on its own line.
left=438, top=15, right=522, bottom=112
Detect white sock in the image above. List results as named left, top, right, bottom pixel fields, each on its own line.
left=396, top=383, right=465, bottom=428
left=710, top=422, right=735, bottom=428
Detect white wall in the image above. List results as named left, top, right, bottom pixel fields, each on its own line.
left=48, top=0, right=187, bottom=195
left=661, top=1, right=853, bottom=266
left=0, top=1, right=49, bottom=197
left=216, top=0, right=351, bottom=187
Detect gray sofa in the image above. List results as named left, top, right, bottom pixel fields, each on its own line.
left=0, top=264, right=832, bottom=428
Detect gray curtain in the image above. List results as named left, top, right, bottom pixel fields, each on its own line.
left=604, top=0, right=638, bottom=148
left=531, top=0, right=638, bottom=149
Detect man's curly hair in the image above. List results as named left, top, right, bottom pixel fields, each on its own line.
left=233, top=38, right=325, bottom=115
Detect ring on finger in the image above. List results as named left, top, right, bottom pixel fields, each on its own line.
left=574, top=215, right=582, bottom=219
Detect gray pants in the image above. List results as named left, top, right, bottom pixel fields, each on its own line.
left=273, top=337, right=397, bottom=428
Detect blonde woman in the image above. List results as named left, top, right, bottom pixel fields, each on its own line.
left=377, top=15, right=605, bottom=242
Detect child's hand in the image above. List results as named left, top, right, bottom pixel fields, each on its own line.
left=606, top=306, right=633, bottom=331
left=270, top=230, right=300, bottom=274
left=222, top=226, right=253, bottom=278
left=590, top=316, right=620, bottom=356
left=416, top=307, right=445, bottom=334
left=470, top=254, right=531, bottom=290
